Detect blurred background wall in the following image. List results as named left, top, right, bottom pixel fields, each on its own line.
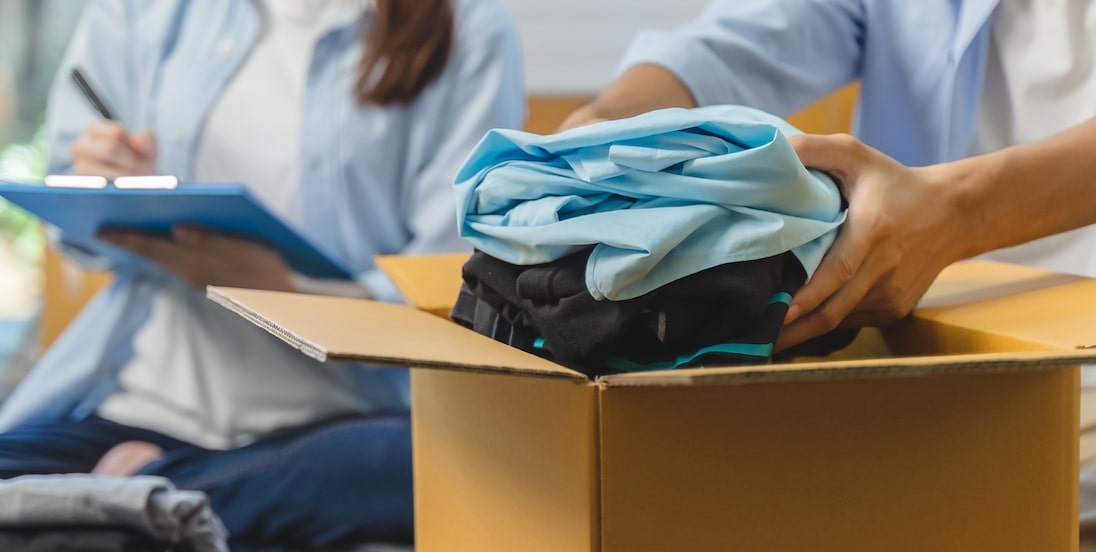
left=0, top=0, right=87, bottom=144
left=500, top=0, right=712, bottom=96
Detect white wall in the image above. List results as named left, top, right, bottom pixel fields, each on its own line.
left=499, top=0, right=710, bottom=96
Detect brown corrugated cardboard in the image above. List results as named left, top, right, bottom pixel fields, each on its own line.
left=208, top=259, right=1096, bottom=552
left=374, top=253, right=467, bottom=318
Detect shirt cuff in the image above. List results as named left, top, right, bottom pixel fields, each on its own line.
left=289, top=269, right=404, bottom=304
left=356, top=268, right=404, bottom=304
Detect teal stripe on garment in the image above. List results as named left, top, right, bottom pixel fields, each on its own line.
left=769, top=291, right=792, bottom=305
left=541, top=291, right=787, bottom=372
left=605, top=341, right=774, bottom=373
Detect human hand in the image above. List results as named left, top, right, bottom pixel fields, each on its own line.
left=71, top=121, right=157, bottom=179
left=98, top=225, right=296, bottom=292
left=776, top=134, right=968, bottom=351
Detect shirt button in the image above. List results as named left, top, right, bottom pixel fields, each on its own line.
left=172, top=130, right=185, bottom=142
left=218, top=38, right=236, bottom=56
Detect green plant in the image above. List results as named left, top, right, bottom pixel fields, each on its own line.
left=0, top=130, right=47, bottom=264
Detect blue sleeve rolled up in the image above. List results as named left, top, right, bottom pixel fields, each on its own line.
left=454, top=105, right=846, bottom=301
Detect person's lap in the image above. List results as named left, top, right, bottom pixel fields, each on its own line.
left=0, top=414, right=413, bottom=550
left=138, top=415, right=414, bottom=548
left=0, top=415, right=188, bottom=478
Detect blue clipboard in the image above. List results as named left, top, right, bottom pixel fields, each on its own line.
left=0, top=179, right=355, bottom=280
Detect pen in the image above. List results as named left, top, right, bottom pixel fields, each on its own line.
left=70, top=67, right=116, bottom=120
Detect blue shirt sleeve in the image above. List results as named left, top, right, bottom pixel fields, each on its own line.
left=44, top=0, right=150, bottom=175
left=616, top=0, right=866, bottom=117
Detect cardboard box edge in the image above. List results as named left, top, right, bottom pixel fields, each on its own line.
left=207, top=286, right=328, bottom=362
left=598, top=349, right=1096, bottom=387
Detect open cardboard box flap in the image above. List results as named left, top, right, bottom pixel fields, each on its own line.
left=207, top=258, right=1096, bottom=387
left=207, top=287, right=585, bottom=382
left=374, top=253, right=467, bottom=318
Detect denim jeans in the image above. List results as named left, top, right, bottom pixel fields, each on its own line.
left=0, top=414, right=413, bottom=551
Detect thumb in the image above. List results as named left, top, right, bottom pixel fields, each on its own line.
left=787, top=133, right=869, bottom=191
left=129, top=130, right=158, bottom=160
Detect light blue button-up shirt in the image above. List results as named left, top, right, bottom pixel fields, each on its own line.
left=0, top=0, right=525, bottom=430
left=619, top=0, right=999, bottom=167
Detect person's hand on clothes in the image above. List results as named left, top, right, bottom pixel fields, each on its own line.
left=98, top=225, right=297, bottom=292
left=776, top=133, right=968, bottom=351
left=71, top=121, right=158, bottom=179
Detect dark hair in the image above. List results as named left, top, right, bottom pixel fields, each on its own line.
left=355, top=0, right=455, bottom=105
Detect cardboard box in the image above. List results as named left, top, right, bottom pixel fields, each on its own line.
left=209, top=259, right=1096, bottom=552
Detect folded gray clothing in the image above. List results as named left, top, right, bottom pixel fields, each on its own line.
left=0, top=526, right=166, bottom=551
left=0, top=474, right=228, bottom=552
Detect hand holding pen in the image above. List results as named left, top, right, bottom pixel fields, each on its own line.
left=69, top=68, right=158, bottom=180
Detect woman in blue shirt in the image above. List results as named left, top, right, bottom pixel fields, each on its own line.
left=0, top=0, right=524, bottom=549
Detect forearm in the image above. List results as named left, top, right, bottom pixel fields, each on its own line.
left=944, top=116, right=1096, bottom=259
left=560, top=64, right=697, bottom=130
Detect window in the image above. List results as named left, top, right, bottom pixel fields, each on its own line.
left=0, top=0, right=87, bottom=395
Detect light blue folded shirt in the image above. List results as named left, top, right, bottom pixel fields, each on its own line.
left=454, top=105, right=846, bottom=301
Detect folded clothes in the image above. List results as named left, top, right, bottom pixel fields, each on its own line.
left=0, top=474, right=228, bottom=552
left=0, top=526, right=168, bottom=552
left=455, top=248, right=802, bottom=375
left=454, top=105, right=846, bottom=301
left=452, top=106, right=855, bottom=375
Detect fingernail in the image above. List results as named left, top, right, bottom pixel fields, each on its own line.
left=784, top=304, right=801, bottom=324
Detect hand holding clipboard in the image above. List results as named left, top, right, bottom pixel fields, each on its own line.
left=68, top=68, right=158, bottom=180
left=27, top=70, right=356, bottom=286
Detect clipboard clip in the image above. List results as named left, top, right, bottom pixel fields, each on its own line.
left=44, top=175, right=180, bottom=189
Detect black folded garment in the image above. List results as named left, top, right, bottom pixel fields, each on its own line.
left=452, top=248, right=857, bottom=377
